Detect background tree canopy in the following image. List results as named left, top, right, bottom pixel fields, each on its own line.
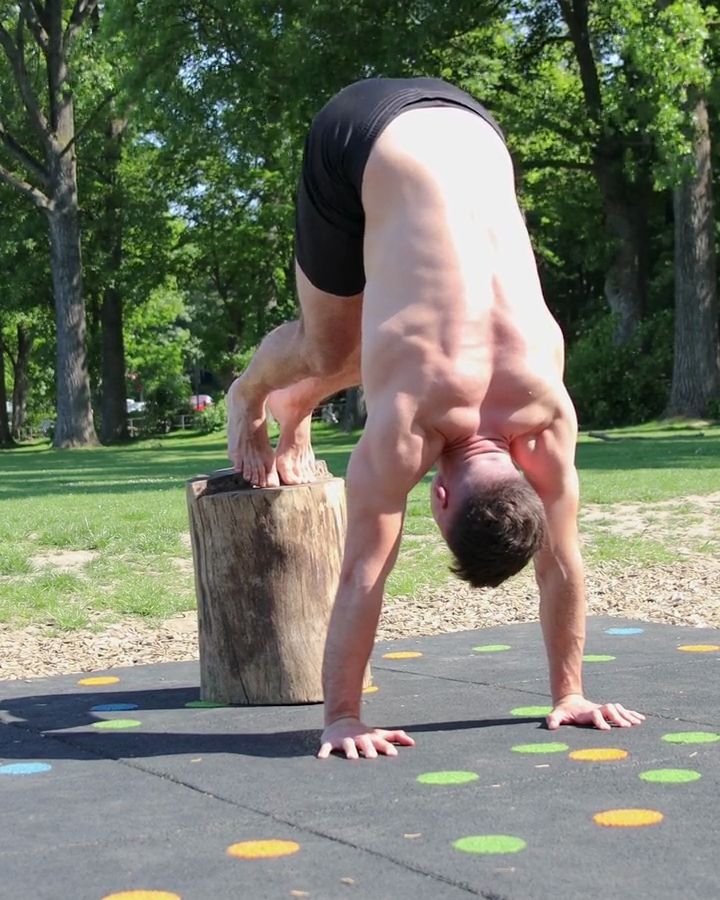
left=0, top=0, right=718, bottom=446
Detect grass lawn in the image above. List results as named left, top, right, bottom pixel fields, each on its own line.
left=0, top=421, right=718, bottom=632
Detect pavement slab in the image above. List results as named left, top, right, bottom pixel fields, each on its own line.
left=1, top=616, right=718, bottom=899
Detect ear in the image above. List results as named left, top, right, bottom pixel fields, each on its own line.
left=434, top=480, right=449, bottom=509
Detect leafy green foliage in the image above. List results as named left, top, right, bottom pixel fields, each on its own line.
left=566, top=311, right=674, bottom=427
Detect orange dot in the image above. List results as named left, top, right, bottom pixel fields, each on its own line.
left=382, top=651, right=422, bottom=659
left=226, top=840, right=300, bottom=859
left=102, top=892, right=180, bottom=900
left=362, top=685, right=379, bottom=694
left=78, top=676, right=119, bottom=686
left=593, top=808, right=663, bottom=828
left=569, top=748, right=629, bottom=762
left=677, top=645, right=720, bottom=653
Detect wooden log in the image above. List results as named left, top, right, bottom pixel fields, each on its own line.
left=186, top=467, right=369, bottom=704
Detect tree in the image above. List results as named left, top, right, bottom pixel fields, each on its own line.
left=0, top=1, right=98, bottom=446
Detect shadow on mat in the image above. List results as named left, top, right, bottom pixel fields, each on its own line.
left=0, top=686, right=545, bottom=760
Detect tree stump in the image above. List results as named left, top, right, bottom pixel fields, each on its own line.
left=186, top=467, right=369, bottom=704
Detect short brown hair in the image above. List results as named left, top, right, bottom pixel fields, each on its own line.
left=446, top=479, right=546, bottom=588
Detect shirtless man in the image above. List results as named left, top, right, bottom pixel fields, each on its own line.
left=227, top=78, right=645, bottom=759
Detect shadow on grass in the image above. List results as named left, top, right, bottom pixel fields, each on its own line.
left=2, top=428, right=719, bottom=502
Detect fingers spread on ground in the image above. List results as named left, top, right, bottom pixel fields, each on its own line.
left=357, top=737, right=378, bottom=759
left=592, top=709, right=611, bottom=730
left=342, top=738, right=359, bottom=760
left=317, top=743, right=332, bottom=760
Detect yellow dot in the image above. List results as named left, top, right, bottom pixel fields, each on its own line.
left=226, top=840, right=300, bottom=859
left=78, top=676, right=119, bottom=686
left=382, top=651, right=423, bottom=659
left=593, top=808, right=663, bottom=828
left=362, top=685, right=379, bottom=694
left=677, top=645, right=720, bottom=653
left=102, top=892, right=181, bottom=900
left=569, top=748, right=629, bottom=762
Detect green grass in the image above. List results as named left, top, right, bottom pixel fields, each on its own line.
left=0, top=421, right=718, bottom=630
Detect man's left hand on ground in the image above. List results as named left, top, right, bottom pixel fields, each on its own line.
left=547, top=694, right=646, bottom=730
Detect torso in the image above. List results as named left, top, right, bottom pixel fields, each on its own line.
left=360, top=107, right=574, bottom=460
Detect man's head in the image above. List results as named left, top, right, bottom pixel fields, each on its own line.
left=431, top=465, right=546, bottom=589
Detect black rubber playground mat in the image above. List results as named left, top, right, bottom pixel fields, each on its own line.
left=1, top=616, right=718, bottom=900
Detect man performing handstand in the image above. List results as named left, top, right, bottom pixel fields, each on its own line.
left=227, top=77, right=645, bottom=759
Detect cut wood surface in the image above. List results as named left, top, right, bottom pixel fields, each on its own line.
left=186, top=468, right=369, bottom=704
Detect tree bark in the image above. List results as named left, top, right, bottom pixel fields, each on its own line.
left=665, top=96, right=720, bottom=418
left=100, top=116, right=128, bottom=444
left=10, top=321, right=34, bottom=437
left=559, top=0, right=648, bottom=343
left=0, top=1, right=99, bottom=448
left=187, top=468, right=370, bottom=704
left=0, top=333, right=16, bottom=448
left=341, top=386, right=367, bottom=433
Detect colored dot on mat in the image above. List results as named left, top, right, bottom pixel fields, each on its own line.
left=569, top=748, right=628, bottom=762
left=511, top=705, right=553, bottom=717
left=677, top=644, right=720, bottom=653
left=453, top=835, right=527, bottom=855
left=473, top=644, right=511, bottom=653
left=639, top=769, right=702, bottom=784
left=382, top=651, right=423, bottom=659
left=512, top=742, right=569, bottom=754
left=593, top=808, right=663, bottom=828
left=184, top=700, right=226, bottom=708
left=91, top=719, right=142, bottom=730
left=417, top=771, right=480, bottom=785
left=226, top=840, right=300, bottom=859
left=78, top=676, right=119, bottom=686
left=362, top=685, right=379, bottom=694
left=0, top=762, right=52, bottom=776
left=91, top=703, right=139, bottom=713
left=605, top=627, right=644, bottom=635
left=583, top=655, right=616, bottom=662
left=662, top=731, right=720, bottom=744
left=101, top=892, right=181, bottom=900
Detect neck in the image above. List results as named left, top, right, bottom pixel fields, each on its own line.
left=437, top=434, right=513, bottom=482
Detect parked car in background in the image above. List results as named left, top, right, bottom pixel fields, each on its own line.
left=190, top=394, right=213, bottom=412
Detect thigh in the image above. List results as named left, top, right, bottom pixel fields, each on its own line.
left=296, top=261, right=363, bottom=368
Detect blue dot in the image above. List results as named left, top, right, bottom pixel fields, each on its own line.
left=90, top=703, right=139, bottom=712
left=0, top=763, right=52, bottom=776
left=605, top=627, right=644, bottom=636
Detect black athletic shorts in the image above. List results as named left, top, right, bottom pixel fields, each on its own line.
left=295, top=77, right=505, bottom=297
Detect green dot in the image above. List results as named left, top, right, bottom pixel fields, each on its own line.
left=511, top=705, right=552, bottom=717
left=453, top=835, right=526, bottom=855
left=640, top=768, right=702, bottom=784
left=185, top=700, right=226, bottom=708
left=512, top=742, right=569, bottom=754
left=417, top=770, right=480, bottom=785
left=583, top=655, right=616, bottom=662
left=91, top=718, right=142, bottom=730
left=473, top=644, right=511, bottom=653
left=662, top=731, right=720, bottom=744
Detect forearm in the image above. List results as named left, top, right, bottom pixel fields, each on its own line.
left=536, top=549, right=586, bottom=703
left=322, top=581, right=384, bottom=725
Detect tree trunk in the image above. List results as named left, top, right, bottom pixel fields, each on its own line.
left=594, top=157, right=649, bottom=344
left=10, top=322, right=34, bottom=437
left=341, top=386, right=367, bottom=433
left=100, top=117, right=128, bottom=444
left=186, top=468, right=370, bottom=704
left=0, top=335, right=15, bottom=448
left=665, top=96, right=720, bottom=418
left=47, top=97, right=98, bottom=448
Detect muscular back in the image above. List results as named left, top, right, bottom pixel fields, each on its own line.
left=360, top=107, right=571, bottom=455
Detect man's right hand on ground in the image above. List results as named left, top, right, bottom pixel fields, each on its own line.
left=317, top=717, right=415, bottom=760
